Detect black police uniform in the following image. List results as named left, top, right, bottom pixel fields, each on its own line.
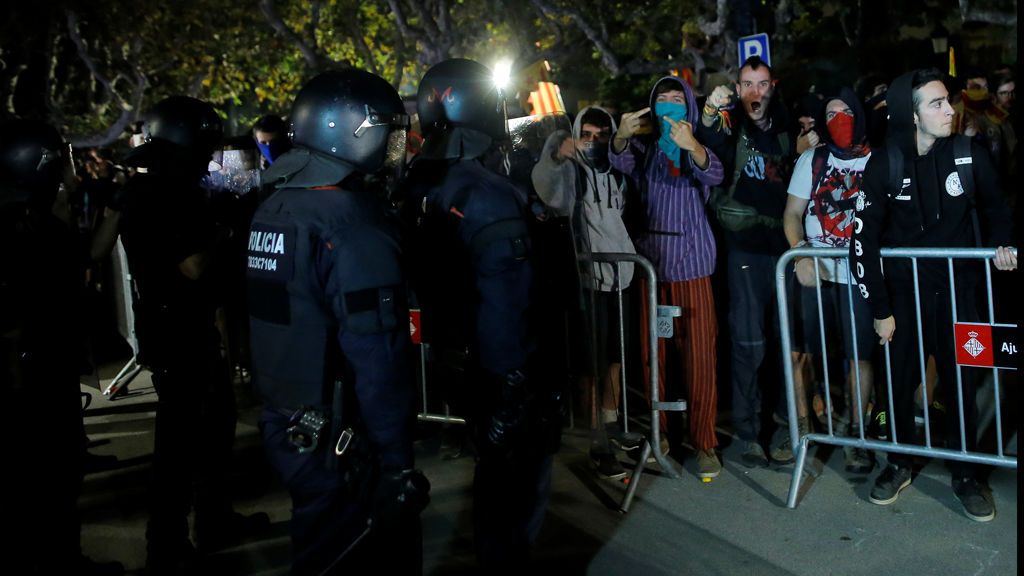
left=1, top=119, right=123, bottom=575
left=117, top=112, right=239, bottom=565
left=410, top=157, right=555, bottom=567
left=246, top=69, right=424, bottom=575
left=409, top=59, right=558, bottom=570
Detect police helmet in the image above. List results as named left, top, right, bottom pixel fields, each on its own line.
left=143, top=96, right=223, bottom=154
left=0, top=118, right=67, bottom=206
left=416, top=59, right=508, bottom=160
left=289, top=69, right=409, bottom=175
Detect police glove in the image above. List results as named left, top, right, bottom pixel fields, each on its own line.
left=369, top=468, right=430, bottom=530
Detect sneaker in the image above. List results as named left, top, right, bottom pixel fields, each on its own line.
left=696, top=449, right=721, bottom=479
left=844, top=446, right=874, bottom=474
left=868, top=464, right=912, bottom=505
left=592, top=452, right=627, bottom=479
left=769, top=427, right=795, bottom=464
left=606, top=422, right=643, bottom=451
left=626, top=435, right=670, bottom=463
left=740, top=441, right=768, bottom=468
left=952, top=478, right=995, bottom=522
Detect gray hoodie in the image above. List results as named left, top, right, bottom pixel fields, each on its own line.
left=531, top=107, right=635, bottom=291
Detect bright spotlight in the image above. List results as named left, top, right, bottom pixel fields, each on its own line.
left=493, top=60, right=512, bottom=90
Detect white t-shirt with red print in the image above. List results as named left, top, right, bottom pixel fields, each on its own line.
left=787, top=148, right=872, bottom=284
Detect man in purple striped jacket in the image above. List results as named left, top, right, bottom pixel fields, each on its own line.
left=609, top=75, right=725, bottom=479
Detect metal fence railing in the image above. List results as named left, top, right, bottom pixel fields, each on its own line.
left=777, top=247, right=1018, bottom=509
left=592, top=253, right=686, bottom=512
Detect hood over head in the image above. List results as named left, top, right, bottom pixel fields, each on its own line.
left=816, top=86, right=868, bottom=155
left=885, top=71, right=919, bottom=158
left=647, top=76, right=699, bottom=140
left=573, top=105, right=618, bottom=172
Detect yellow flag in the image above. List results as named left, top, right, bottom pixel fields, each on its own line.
left=948, top=47, right=957, bottom=78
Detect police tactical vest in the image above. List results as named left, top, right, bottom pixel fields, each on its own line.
left=243, top=187, right=344, bottom=407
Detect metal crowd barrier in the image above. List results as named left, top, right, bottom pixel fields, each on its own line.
left=103, top=236, right=143, bottom=399
left=410, top=253, right=680, bottom=511
left=777, top=247, right=1018, bottom=509
left=592, top=253, right=685, bottom=512
left=414, top=341, right=466, bottom=425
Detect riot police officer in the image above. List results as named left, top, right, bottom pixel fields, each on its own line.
left=0, top=119, right=124, bottom=575
left=113, top=96, right=266, bottom=574
left=247, top=69, right=428, bottom=575
left=406, top=58, right=558, bottom=570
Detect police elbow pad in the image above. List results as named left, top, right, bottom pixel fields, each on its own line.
left=342, top=285, right=402, bottom=334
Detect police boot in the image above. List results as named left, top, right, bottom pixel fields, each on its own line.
left=145, top=539, right=196, bottom=576
left=146, top=514, right=196, bottom=575
left=78, top=555, right=126, bottom=576
left=194, top=510, right=272, bottom=554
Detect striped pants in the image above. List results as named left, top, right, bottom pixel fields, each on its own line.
left=638, top=276, right=718, bottom=451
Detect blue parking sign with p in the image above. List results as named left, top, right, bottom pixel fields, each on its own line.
left=738, top=33, right=771, bottom=67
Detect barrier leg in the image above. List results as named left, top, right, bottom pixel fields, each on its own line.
left=103, top=357, right=142, bottom=399
left=787, top=436, right=811, bottom=509
left=619, top=438, right=652, bottom=513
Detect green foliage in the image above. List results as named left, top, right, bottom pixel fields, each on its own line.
left=24, top=0, right=1016, bottom=144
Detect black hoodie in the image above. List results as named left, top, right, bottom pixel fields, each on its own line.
left=849, top=71, right=1013, bottom=320
left=698, top=86, right=793, bottom=255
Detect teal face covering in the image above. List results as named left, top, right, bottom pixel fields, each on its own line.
left=655, top=101, right=688, bottom=167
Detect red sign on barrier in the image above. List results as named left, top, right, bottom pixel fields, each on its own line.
left=955, top=323, right=1018, bottom=369
left=955, top=323, right=993, bottom=367
left=409, top=309, right=422, bottom=345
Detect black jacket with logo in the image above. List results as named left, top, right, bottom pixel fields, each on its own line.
left=850, top=73, right=1013, bottom=321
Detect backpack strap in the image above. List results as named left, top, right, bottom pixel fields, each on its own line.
left=886, top=144, right=903, bottom=200
left=776, top=131, right=791, bottom=158
left=728, top=125, right=753, bottom=198
left=952, top=133, right=981, bottom=247
left=809, top=146, right=830, bottom=196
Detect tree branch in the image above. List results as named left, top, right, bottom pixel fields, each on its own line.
left=530, top=0, right=622, bottom=76
left=408, top=0, right=443, bottom=40
left=390, top=30, right=408, bottom=88
left=305, top=0, right=322, bottom=44
left=351, top=29, right=380, bottom=76
left=697, top=0, right=729, bottom=37
left=437, top=0, right=452, bottom=38
left=65, top=10, right=122, bottom=106
left=70, top=69, right=146, bottom=148
left=260, top=0, right=324, bottom=70
left=958, top=0, right=1017, bottom=25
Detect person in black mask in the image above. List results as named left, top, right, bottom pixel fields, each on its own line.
left=531, top=106, right=639, bottom=479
